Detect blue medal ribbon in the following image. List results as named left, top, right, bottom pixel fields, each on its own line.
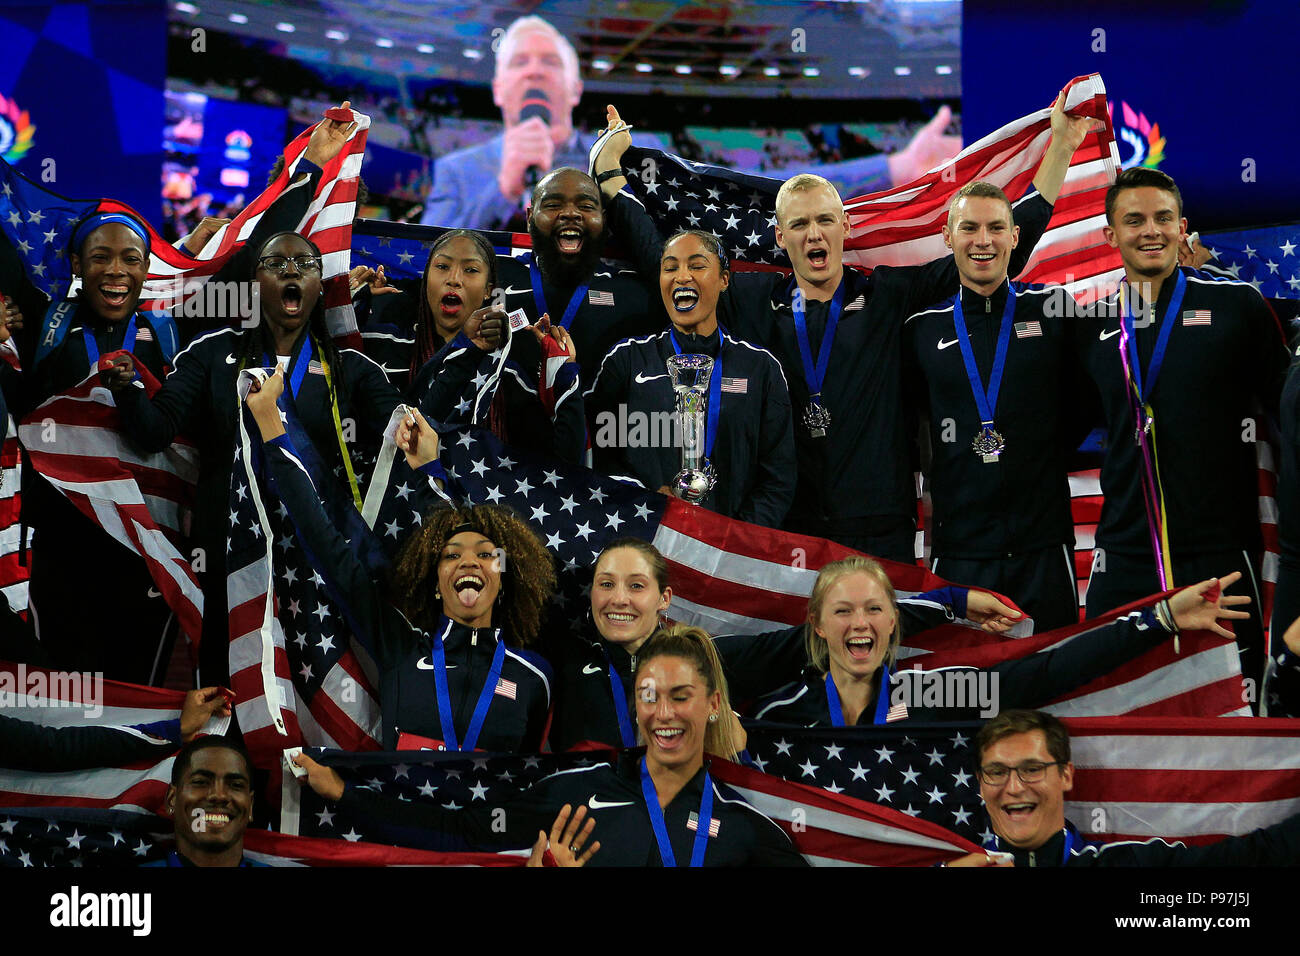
left=82, top=314, right=137, bottom=371
left=429, top=619, right=506, bottom=752
left=1121, top=269, right=1187, bottom=405
left=825, top=663, right=892, bottom=726
left=639, top=756, right=713, bottom=867
left=601, top=646, right=637, bottom=748
left=265, top=333, right=313, bottom=403
left=950, top=284, right=1016, bottom=437
left=528, top=255, right=589, bottom=330
left=791, top=281, right=845, bottom=407
left=667, top=327, right=722, bottom=460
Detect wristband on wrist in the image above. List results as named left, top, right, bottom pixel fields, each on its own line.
left=595, top=168, right=625, bottom=184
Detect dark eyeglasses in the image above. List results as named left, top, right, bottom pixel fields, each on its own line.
left=978, top=760, right=1065, bottom=786
left=258, top=255, right=322, bottom=274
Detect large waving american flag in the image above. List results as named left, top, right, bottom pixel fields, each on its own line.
left=616, top=73, right=1122, bottom=302
left=435, top=424, right=1245, bottom=718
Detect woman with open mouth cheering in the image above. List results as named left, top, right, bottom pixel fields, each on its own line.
left=753, top=555, right=1252, bottom=727
left=109, top=229, right=401, bottom=686
left=247, top=374, right=555, bottom=753
left=583, top=230, right=796, bottom=528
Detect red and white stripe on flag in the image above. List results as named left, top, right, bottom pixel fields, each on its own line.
left=0, top=661, right=189, bottom=814
left=710, top=759, right=979, bottom=866
left=655, top=499, right=1247, bottom=718
left=16, top=374, right=204, bottom=646
left=242, top=828, right=526, bottom=867
left=842, top=73, right=1124, bottom=304
left=1064, top=715, right=1300, bottom=845
left=133, top=108, right=371, bottom=348
left=0, top=419, right=26, bottom=617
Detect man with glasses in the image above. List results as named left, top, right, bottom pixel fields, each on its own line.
left=954, top=709, right=1300, bottom=866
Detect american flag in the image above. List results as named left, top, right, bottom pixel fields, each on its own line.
left=617, top=73, right=1123, bottom=303
left=1014, top=320, right=1043, bottom=338
left=1201, top=223, right=1300, bottom=300
left=284, top=746, right=978, bottom=866
left=735, top=717, right=1300, bottom=850
left=0, top=807, right=520, bottom=867
left=226, top=396, right=449, bottom=771
left=435, top=424, right=1243, bottom=718
left=15, top=373, right=204, bottom=647
left=1181, top=309, right=1212, bottom=326
left=0, top=660, right=227, bottom=814
left=136, top=108, right=371, bottom=345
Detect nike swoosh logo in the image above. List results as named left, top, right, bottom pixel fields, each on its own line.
left=225, top=354, right=237, bottom=364
left=147, top=587, right=162, bottom=598
left=635, top=372, right=668, bottom=384
left=1098, top=328, right=1122, bottom=341
left=415, top=659, right=455, bottom=670
left=588, top=796, right=634, bottom=810
left=937, top=338, right=959, bottom=350
left=582, top=663, right=603, bottom=675
left=499, top=286, right=532, bottom=296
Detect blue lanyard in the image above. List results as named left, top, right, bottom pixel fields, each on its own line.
left=601, top=646, right=637, bottom=748
left=82, top=314, right=137, bottom=371
left=528, top=256, right=589, bottom=330
left=824, top=664, right=892, bottom=726
left=791, top=281, right=845, bottom=399
left=1121, top=269, right=1187, bottom=404
left=430, top=620, right=506, bottom=752
left=984, top=826, right=1084, bottom=865
left=951, top=285, right=1016, bottom=430
left=265, top=333, right=312, bottom=402
left=640, top=757, right=713, bottom=867
left=667, top=328, right=722, bottom=460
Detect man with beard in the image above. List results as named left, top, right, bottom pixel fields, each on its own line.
left=492, top=167, right=663, bottom=390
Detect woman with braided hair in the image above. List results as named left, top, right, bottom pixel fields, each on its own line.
left=247, top=372, right=555, bottom=753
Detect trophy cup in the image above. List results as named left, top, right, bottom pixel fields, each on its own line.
left=666, top=353, right=717, bottom=504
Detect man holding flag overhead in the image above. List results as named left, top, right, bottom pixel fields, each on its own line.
left=1080, top=167, right=1288, bottom=700
left=594, top=81, right=1103, bottom=561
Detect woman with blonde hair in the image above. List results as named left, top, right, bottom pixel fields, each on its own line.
left=294, top=622, right=806, bottom=866
left=754, top=555, right=1253, bottom=726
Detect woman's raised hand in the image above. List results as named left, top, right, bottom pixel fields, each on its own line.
left=526, top=804, right=600, bottom=867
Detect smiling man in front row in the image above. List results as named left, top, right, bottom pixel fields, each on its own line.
left=151, top=736, right=264, bottom=867
left=954, top=709, right=1300, bottom=866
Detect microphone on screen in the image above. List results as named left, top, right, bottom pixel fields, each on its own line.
left=519, top=88, right=552, bottom=191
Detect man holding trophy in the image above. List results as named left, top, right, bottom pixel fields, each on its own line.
left=585, top=230, right=796, bottom=528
